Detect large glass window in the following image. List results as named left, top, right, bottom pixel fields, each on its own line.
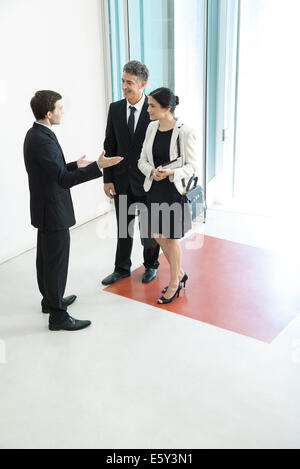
left=206, top=0, right=219, bottom=183
left=235, top=0, right=300, bottom=216
left=108, top=0, right=128, bottom=102
left=128, top=0, right=175, bottom=94
left=219, top=0, right=300, bottom=216
left=173, top=0, right=206, bottom=186
left=107, top=0, right=300, bottom=216
left=107, top=0, right=208, bottom=188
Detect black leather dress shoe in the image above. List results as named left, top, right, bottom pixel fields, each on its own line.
left=101, top=271, right=130, bottom=286
left=142, top=268, right=157, bottom=284
left=49, top=316, right=91, bottom=331
left=42, top=295, right=77, bottom=314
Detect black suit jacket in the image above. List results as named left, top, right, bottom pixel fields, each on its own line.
left=103, top=97, right=150, bottom=196
left=24, top=122, right=102, bottom=231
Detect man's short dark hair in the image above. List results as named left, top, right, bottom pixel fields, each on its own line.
left=30, top=90, right=62, bottom=120
left=123, top=61, right=149, bottom=84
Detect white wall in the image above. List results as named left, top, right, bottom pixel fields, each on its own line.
left=0, top=0, right=110, bottom=264
left=174, top=0, right=204, bottom=183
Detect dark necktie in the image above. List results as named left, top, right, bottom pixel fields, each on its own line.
left=128, top=106, right=136, bottom=138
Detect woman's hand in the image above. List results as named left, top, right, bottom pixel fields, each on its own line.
left=152, top=168, right=174, bottom=181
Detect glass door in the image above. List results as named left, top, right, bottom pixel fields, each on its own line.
left=106, top=0, right=214, bottom=199
left=225, top=0, right=300, bottom=216
left=173, top=0, right=206, bottom=189
left=128, top=0, right=175, bottom=93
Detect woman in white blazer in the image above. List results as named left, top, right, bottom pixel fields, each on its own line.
left=138, top=87, right=198, bottom=305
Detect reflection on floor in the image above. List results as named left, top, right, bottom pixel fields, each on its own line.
left=105, top=233, right=300, bottom=343
left=0, top=209, right=300, bottom=449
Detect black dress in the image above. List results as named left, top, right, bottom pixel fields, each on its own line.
left=147, top=129, right=191, bottom=239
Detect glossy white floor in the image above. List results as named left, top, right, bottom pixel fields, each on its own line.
left=0, top=208, right=300, bottom=449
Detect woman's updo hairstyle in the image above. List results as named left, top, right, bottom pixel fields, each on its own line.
left=149, top=87, right=179, bottom=114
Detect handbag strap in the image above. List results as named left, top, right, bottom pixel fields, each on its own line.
left=176, top=124, right=196, bottom=194
left=186, top=175, right=198, bottom=192
left=177, top=125, right=199, bottom=193
left=176, top=124, right=183, bottom=159
left=175, top=125, right=187, bottom=191
left=182, top=174, right=197, bottom=192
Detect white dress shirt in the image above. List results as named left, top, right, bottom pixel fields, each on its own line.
left=35, top=121, right=54, bottom=132
left=126, top=93, right=146, bottom=132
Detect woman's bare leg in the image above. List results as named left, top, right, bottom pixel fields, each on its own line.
left=160, top=239, right=182, bottom=300
left=155, top=237, right=184, bottom=282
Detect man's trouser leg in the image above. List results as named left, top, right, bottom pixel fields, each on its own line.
left=36, top=229, right=70, bottom=325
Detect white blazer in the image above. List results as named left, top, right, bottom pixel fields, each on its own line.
left=138, top=119, right=198, bottom=195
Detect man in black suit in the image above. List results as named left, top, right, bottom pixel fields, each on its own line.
left=102, top=61, right=160, bottom=286
left=24, top=90, right=123, bottom=331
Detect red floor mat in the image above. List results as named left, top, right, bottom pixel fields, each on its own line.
left=104, top=234, right=300, bottom=343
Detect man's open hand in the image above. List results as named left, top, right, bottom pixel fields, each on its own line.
left=98, top=151, right=123, bottom=169
left=77, top=155, right=94, bottom=168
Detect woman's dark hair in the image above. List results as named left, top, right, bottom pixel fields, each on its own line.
left=149, top=87, right=179, bottom=114
left=30, top=90, right=62, bottom=120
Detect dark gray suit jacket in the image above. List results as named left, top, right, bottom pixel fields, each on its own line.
left=24, top=122, right=102, bottom=231
left=103, top=97, right=150, bottom=196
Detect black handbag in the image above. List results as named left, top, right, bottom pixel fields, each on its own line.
left=176, top=133, right=206, bottom=222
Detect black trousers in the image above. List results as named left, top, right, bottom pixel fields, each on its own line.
left=36, top=229, right=70, bottom=324
left=114, top=186, right=160, bottom=273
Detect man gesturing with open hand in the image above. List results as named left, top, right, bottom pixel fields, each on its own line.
left=23, top=90, right=123, bottom=332
left=77, top=152, right=123, bottom=170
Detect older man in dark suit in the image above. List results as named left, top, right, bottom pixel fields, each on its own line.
left=24, top=90, right=122, bottom=331
left=102, top=61, right=160, bottom=286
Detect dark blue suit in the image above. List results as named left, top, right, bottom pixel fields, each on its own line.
left=24, top=122, right=102, bottom=324
left=103, top=98, right=160, bottom=273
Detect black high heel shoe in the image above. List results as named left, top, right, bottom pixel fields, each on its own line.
left=158, top=282, right=182, bottom=305
left=162, top=273, right=188, bottom=293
